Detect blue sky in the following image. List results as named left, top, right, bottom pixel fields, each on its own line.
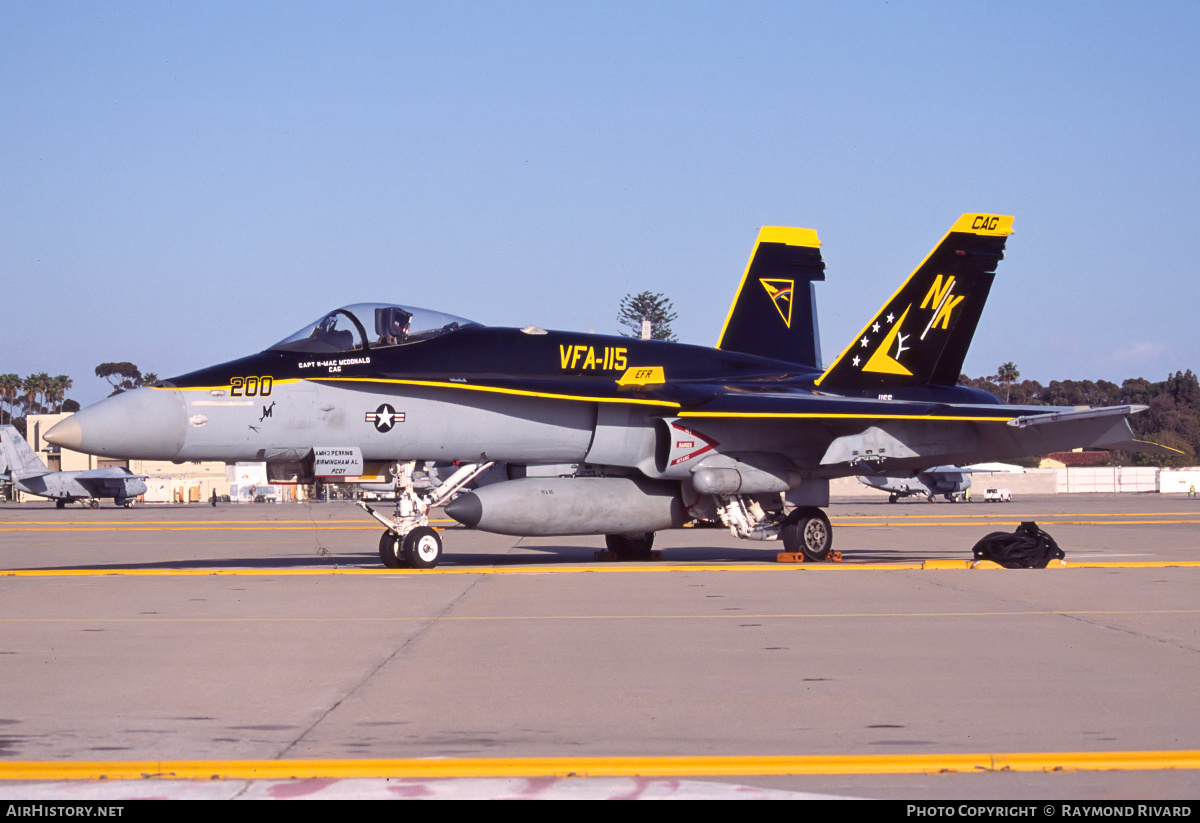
left=3, top=1, right=1197, bottom=406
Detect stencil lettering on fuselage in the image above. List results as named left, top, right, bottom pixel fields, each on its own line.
left=558, top=345, right=628, bottom=372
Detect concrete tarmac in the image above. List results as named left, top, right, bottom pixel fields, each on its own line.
left=1, top=493, right=1198, bottom=799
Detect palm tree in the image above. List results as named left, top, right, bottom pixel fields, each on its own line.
left=0, top=374, right=20, bottom=423
left=22, top=375, right=40, bottom=415
left=996, top=362, right=1020, bottom=403
left=51, top=375, right=73, bottom=413
left=37, top=373, right=53, bottom=412
left=24, top=373, right=53, bottom=415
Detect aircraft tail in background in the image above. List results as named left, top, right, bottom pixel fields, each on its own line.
left=0, top=425, right=51, bottom=480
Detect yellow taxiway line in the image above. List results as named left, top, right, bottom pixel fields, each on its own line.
left=0, top=523, right=388, bottom=532
left=2, top=750, right=1200, bottom=781
left=4, top=559, right=1200, bottom=577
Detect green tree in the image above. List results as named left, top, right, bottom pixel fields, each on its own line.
left=958, top=369, right=1200, bottom=467
left=1126, top=370, right=1200, bottom=466
left=95, top=362, right=143, bottom=395
left=0, top=374, right=20, bottom=423
left=617, top=291, right=678, bottom=342
left=47, top=375, right=72, bottom=413
left=995, top=362, right=1020, bottom=403
left=23, top=373, right=53, bottom=415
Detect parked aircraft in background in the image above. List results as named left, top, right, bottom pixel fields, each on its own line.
left=858, top=466, right=973, bottom=502
left=0, top=425, right=147, bottom=508
left=46, top=214, right=1172, bottom=565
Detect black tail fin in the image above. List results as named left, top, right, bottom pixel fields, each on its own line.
left=716, top=227, right=826, bottom=368
left=815, top=213, right=1013, bottom=391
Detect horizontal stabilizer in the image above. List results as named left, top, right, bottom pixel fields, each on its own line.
left=1005, top=405, right=1190, bottom=455
left=1003, top=406, right=1155, bottom=457
left=1005, top=405, right=1145, bottom=428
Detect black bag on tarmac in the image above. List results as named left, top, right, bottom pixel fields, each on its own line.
left=971, top=521, right=1065, bottom=569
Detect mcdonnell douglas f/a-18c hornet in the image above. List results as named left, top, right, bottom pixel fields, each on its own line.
left=46, top=214, right=1171, bottom=567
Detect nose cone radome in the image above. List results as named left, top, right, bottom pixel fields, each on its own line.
left=46, top=388, right=187, bottom=460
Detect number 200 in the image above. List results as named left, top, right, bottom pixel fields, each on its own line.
left=230, top=376, right=273, bottom=397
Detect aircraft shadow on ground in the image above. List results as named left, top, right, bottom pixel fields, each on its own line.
left=13, top=543, right=888, bottom=571
left=21, top=556, right=367, bottom=571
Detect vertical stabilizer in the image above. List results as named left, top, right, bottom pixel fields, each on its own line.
left=0, top=425, right=51, bottom=479
left=716, top=227, right=826, bottom=368
left=816, top=214, right=1013, bottom=391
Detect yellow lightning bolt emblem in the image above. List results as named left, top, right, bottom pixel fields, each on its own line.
left=862, top=305, right=914, bottom=376
left=759, top=279, right=794, bottom=328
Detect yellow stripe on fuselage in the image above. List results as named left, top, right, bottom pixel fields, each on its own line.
left=678, top=411, right=1013, bottom=421
left=313, top=376, right=681, bottom=408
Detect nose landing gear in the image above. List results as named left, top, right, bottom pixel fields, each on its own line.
left=360, top=460, right=492, bottom=568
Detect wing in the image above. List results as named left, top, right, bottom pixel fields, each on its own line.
left=74, top=469, right=148, bottom=480
left=73, top=469, right=147, bottom=495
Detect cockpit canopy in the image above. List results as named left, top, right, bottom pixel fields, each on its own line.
left=268, top=303, right=481, bottom=354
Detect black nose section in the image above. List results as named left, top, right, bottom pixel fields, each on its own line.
left=443, top=493, right=482, bottom=528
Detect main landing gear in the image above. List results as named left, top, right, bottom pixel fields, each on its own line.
left=708, top=494, right=835, bottom=562
left=360, top=460, right=493, bottom=569
left=780, top=507, right=833, bottom=562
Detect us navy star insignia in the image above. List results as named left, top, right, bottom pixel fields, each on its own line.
left=365, top=404, right=405, bottom=433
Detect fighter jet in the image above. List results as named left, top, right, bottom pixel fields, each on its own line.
left=858, top=466, right=973, bottom=502
left=0, top=425, right=147, bottom=508
left=45, top=214, right=1170, bottom=565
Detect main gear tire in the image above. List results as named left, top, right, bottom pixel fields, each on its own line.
left=781, top=507, right=833, bottom=562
